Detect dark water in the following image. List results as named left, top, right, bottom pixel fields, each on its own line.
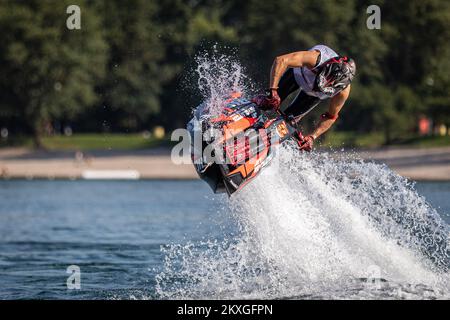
left=0, top=180, right=448, bottom=300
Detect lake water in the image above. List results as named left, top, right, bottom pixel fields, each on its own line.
left=0, top=179, right=449, bottom=300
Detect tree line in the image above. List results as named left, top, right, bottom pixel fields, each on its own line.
left=0, top=0, right=448, bottom=145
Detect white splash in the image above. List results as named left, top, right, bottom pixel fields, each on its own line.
left=194, top=47, right=254, bottom=116
left=155, top=53, right=450, bottom=299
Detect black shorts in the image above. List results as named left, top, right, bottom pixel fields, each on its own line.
left=278, top=68, right=321, bottom=122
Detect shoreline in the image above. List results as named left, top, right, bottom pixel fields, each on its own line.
left=1, top=146, right=450, bottom=181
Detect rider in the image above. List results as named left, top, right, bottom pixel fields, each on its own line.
left=253, top=44, right=356, bottom=151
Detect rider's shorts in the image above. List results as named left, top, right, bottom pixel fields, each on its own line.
left=278, top=68, right=321, bottom=123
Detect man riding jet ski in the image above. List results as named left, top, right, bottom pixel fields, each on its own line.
left=188, top=44, right=356, bottom=195
left=254, top=44, right=356, bottom=151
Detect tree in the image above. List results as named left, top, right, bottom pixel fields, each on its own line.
left=0, top=0, right=448, bottom=143
left=0, top=0, right=107, bottom=146
left=95, top=0, right=166, bottom=131
left=351, top=0, right=450, bottom=141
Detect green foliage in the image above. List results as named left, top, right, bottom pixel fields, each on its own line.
left=96, top=0, right=165, bottom=130
left=155, top=0, right=239, bottom=129
left=0, top=133, right=168, bottom=150
left=39, top=133, right=167, bottom=151
left=0, top=0, right=107, bottom=144
left=0, top=0, right=449, bottom=147
left=322, top=130, right=385, bottom=148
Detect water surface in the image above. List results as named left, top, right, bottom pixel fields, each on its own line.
left=0, top=180, right=448, bottom=299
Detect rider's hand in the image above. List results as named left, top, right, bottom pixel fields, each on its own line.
left=252, top=88, right=281, bottom=111
left=268, top=88, right=281, bottom=110
left=298, top=135, right=315, bottom=152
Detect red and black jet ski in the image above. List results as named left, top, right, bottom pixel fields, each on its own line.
left=187, top=93, right=297, bottom=196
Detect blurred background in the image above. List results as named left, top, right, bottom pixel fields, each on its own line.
left=0, top=0, right=448, bottom=151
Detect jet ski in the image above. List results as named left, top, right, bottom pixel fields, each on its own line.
left=187, top=93, right=297, bottom=196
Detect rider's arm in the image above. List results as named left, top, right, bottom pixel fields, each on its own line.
left=269, top=51, right=320, bottom=90
left=309, top=85, right=351, bottom=140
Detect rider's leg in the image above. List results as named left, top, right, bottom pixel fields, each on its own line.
left=281, top=91, right=321, bottom=124
left=277, top=68, right=299, bottom=101
left=281, top=91, right=321, bottom=147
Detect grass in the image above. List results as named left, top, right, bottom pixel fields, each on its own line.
left=321, top=131, right=385, bottom=149
left=321, top=131, right=450, bottom=149
left=396, top=135, right=450, bottom=148
left=1, top=132, right=449, bottom=151
left=0, top=133, right=170, bottom=151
